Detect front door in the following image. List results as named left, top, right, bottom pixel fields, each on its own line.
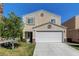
left=25, top=32, right=33, bottom=43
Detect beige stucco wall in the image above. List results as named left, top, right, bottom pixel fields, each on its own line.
left=32, top=23, right=66, bottom=41
left=63, top=16, right=79, bottom=29
left=23, top=10, right=61, bottom=31
left=63, top=16, right=79, bottom=42
left=72, top=16, right=79, bottom=42
left=63, top=16, right=75, bottom=29
left=72, top=30, right=79, bottom=42
left=23, top=10, right=67, bottom=42
left=75, top=16, right=79, bottom=29
left=0, top=3, right=3, bottom=24
left=67, top=29, right=79, bottom=42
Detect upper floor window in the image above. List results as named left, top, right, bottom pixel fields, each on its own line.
left=40, top=13, right=44, bottom=17
left=27, top=18, right=34, bottom=24
left=50, top=19, right=55, bottom=24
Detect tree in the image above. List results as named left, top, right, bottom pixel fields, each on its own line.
left=0, top=23, right=4, bottom=37
left=1, top=12, right=23, bottom=40
left=8, top=12, right=23, bottom=38
left=0, top=16, right=6, bottom=38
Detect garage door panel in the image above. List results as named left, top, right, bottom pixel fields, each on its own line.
left=35, top=32, right=63, bottom=42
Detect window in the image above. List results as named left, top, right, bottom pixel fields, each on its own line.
left=48, top=25, right=52, bottom=29
left=40, top=13, right=44, bottom=17
left=28, top=18, right=34, bottom=24
left=50, top=19, right=55, bottom=24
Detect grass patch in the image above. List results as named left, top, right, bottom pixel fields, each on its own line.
left=71, top=45, right=79, bottom=50
left=0, top=42, right=35, bottom=56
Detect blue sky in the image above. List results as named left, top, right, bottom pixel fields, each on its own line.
left=3, top=3, right=79, bottom=23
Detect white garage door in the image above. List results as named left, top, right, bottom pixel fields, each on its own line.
left=35, top=31, right=63, bottom=42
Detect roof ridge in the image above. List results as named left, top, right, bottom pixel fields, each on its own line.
left=33, top=22, right=67, bottom=29
left=23, top=9, right=60, bottom=17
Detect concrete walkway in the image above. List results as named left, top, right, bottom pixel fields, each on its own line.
left=33, top=43, right=79, bottom=56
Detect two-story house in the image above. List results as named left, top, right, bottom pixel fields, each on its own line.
left=63, top=16, right=79, bottom=43
left=23, top=10, right=66, bottom=43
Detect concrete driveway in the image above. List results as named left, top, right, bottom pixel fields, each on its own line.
left=33, top=43, right=79, bottom=56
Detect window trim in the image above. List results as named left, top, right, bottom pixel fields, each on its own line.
left=27, top=17, right=35, bottom=25
left=50, top=19, right=55, bottom=24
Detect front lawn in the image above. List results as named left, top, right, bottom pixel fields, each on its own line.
left=0, top=42, right=35, bottom=56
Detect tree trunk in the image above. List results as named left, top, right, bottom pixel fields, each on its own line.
left=12, top=41, right=14, bottom=49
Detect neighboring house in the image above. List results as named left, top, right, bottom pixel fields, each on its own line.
left=0, top=3, right=3, bottom=23
left=0, top=3, right=3, bottom=15
left=63, top=16, right=79, bottom=43
left=23, top=10, right=67, bottom=43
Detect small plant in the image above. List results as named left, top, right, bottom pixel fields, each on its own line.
left=0, top=42, right=35, bottom=56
